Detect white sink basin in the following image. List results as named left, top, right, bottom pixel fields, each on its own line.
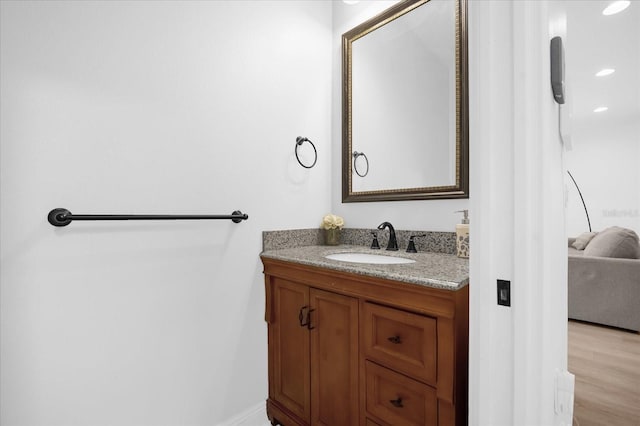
left=324, top=252, right=416, bottom=265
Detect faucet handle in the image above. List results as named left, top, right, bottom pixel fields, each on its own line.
left=370, top=232, right=380, bottom=250
left=406, top=234, right=427, bottom=253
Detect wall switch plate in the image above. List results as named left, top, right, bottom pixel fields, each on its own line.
left=497, top=280, right=511, bottom=306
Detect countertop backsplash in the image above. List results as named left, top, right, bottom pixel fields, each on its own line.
left=263, top=228, right=456, bottom=254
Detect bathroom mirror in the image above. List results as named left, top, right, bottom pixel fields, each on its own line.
left=342, top=0, right=468, bottom=202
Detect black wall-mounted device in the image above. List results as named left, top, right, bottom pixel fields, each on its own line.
left=550, top=36, right=565, bottom=104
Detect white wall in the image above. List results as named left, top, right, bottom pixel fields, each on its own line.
left=469, top=1, right=569, bottom=425
left=331, top=0, right=469, bottom=231
left=563, top=0, right=640, bottom=237
left=566, top=118, right=640, bottom=236
left=0, top=1, right=331, bottom=425
left=467, top=2, right=515, bottom=422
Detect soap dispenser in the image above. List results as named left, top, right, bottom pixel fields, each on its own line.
left=455, top=210, right=469, bottom=258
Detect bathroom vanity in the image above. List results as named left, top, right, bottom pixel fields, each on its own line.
left=261, top=245, right=469, bottom=426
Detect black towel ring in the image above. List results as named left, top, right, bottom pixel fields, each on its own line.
left=295, top=136, right=317, bottom=169
left=352, top=151, right=369, bottom=177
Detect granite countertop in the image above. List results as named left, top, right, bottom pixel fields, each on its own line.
left=261, top=245, right=469, bottom=291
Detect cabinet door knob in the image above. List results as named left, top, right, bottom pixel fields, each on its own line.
left=389, top=397, right=403, bottom=408
left=387, top=335, right=402, bottom=344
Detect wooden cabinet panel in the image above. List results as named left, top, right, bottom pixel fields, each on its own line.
left=310, top=289, right=359, bottom=426
left=263, top=257, right=468, bottom=426
left=363, top=302, right=437, bottom=385
left=365, top=361, right=438, bottom=426
left=269, top=278, right=311, bottom=422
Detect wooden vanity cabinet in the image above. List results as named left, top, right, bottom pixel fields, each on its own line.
left=263, top=257, right=468, bottom=426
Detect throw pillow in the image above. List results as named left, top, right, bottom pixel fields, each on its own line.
left=583, top=226, right=640, bottom=259
left=571, top=232, right=597, bottom=250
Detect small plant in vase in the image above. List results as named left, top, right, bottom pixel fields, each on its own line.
left=321, top=214, right=344, bottom=246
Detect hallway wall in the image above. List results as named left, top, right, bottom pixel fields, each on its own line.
left=0, top=2, right=332, bottom=424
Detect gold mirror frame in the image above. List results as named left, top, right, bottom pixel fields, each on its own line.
left=342, top=0, right=468, bottom=202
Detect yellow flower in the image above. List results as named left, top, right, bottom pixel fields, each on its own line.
left=321, top=214, right=344, bottom=230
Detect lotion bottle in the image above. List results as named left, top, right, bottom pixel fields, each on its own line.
left=455, top=210, right=469, bottom=258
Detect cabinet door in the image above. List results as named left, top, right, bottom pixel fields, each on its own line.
left=269, top=278, right=311, bottom=422
left=310, top=288, right=359, bottom=426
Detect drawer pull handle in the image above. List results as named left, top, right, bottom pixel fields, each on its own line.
left=387, top=335, right=402, bottom=344
left=389, top=397, right=404, bottom=408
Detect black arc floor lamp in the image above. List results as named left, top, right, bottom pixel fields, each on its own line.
left=567, top=170, right=592, bottom=232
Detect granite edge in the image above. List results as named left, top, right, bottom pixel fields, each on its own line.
left=260, top=244, right=469, bottom=291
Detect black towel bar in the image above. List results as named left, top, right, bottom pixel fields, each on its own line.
left=47, top=208, right=248, bottom=227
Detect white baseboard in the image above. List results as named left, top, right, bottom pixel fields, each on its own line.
left=217, top=402, right=270, bottom=426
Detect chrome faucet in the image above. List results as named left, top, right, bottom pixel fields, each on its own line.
left=377, top=222, right=398, bottom=251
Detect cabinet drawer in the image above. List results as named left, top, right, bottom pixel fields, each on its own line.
left=365, top=361, right=437, bottom=426
left=363, top=302, right=437, bottom=384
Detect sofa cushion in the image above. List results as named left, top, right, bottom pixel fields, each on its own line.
left=572, top=232, right=598, bottom=250
left=583, top=226, right=640, bottom=259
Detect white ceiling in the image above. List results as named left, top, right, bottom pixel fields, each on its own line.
left=565, top=1, right=640, bottom=126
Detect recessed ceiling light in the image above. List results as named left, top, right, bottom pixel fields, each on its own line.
left=603, top=1, right=630, bottom=16
left=595, top=68, right=615, bottom=77
left=593, top=106, right=609, bottom=113
left=343, top=0, right=360, bottom=4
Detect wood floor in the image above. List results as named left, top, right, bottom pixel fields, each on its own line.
left=568, top=320, right=640, bottom=426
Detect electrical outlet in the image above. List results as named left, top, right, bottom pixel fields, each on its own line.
left=555, top=369, right=575, bottom=425
left=497, top=280, right=511, bottom=306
